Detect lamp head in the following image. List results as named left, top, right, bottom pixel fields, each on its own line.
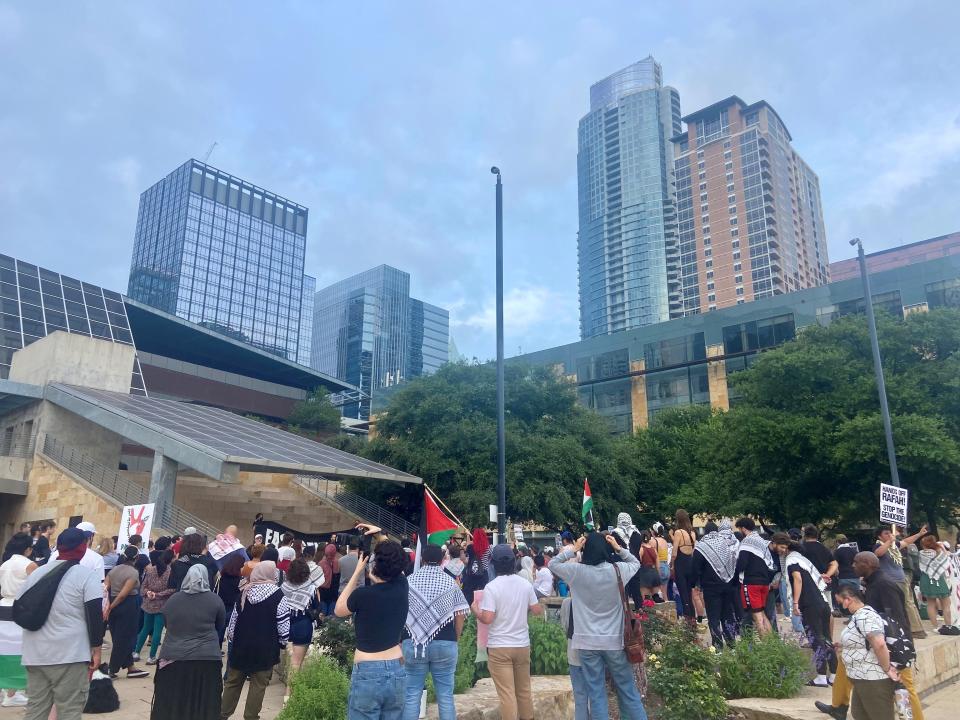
left=490, top=166, right=500, bottom=176
left=849, top=237, right=861, bottom=247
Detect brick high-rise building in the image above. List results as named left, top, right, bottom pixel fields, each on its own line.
left=671, top=97, right=828, bottom=314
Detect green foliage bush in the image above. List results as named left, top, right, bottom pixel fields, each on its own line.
left=277, top=655, right=349, bottom=720
left=528, top=617, right=569, bottom=676
left=455, top=615, right=488, bottom=693
left=314, top=618, right=356, bottom=673
left=716, top=630, right=810, bottom=699
left=645, top=620, right=728, bottom=720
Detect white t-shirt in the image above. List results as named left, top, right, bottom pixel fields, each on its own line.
left=479, top=574, right=538, bottom=648
left=49, top=547, right=105, bottom=578
left=841, top=605, right=887, bottom=681
left=18, top=560, right=104, bottom=666
left=534, top=567, right=554, bottom=597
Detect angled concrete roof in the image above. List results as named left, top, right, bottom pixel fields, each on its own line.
left=0, top=379, right=43, bottom=416
left=39, top=383, right=420, bottom=485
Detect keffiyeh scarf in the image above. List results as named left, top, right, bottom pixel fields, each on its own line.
left=919, top=549, right=952, bottom=582
left=405, top=565, right=470, bottom=656
left=614, top=513, right=639, bottom=547
left=738, top=532, right=776, bottom=571
left=783, top=551, right=831, bottom=607
left=695, top=520, right=739, bottom=583
left=282, top=579, right=316, bottom=613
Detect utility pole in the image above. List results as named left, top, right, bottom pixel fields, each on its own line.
left=491, top=167, right=506, bottom=540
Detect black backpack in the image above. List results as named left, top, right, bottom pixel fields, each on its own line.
left=858, top=610, right=916, bottom=668
left=12, top=560, right=79, bottom=631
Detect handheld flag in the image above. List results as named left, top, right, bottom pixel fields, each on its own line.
left=582, top=478, right=595, bottom=530
left=415, top=487, right=459, bottom=571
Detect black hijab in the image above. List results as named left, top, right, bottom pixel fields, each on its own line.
left=581, top=532, right=613, bottom=566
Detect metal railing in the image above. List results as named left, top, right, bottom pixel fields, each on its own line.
left=0, top=433, right=37, bottom=459
left=41, top=435, right=218, bottom=539
left=294, top=474, right=417, bottom=540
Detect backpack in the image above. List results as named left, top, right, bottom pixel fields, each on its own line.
left=12, top=560, right=79, bottom=631
left=858, top=611, right=916, bottom=668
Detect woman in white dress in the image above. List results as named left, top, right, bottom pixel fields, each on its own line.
left=0, top=532, right=38, bottom=707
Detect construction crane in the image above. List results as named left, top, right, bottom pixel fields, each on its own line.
left=202, top=141, right=218, bottom=163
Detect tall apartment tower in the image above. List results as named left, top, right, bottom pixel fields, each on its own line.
left=128, top=159, right=314, bottom=362
left=311, top=265, right=449, bottom=420
left=671, top=98, right=828, bottom=314
left=577, top=57, right=683, bottom=339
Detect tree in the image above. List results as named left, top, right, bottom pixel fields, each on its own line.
left=345, top=362, right=633, bottom=528
left=287, top=390, right=342, bottom=437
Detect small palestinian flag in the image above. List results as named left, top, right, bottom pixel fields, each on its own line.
left=415, top=487, right=458, bottom=571
left=582, top=478, right=595, bottom=530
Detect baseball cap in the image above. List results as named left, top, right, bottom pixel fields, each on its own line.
left=183, top=526, right=198, bottom=536
left=76, top=521, right=96, bottom=536
left=278, top=546, right=296, bottom=561
left=491, top=544, right=515, bottom=563
left=57, top=527, right=87, bottom=551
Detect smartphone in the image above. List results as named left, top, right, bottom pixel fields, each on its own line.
left=607, top=526, right=614, bottom=533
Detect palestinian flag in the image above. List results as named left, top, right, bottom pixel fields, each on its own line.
left=415, top=487, right=458, bottom=571
left=582, top=478, right=595, bottom=530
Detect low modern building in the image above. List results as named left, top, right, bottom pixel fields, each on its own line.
left=829, top=231, right=960, bottom=282
left=312, top=265, right=449, bottom=420
left=512, top=249, right=960, bottom=434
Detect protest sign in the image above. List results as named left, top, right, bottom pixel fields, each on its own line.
left=118, top=503, right=154, bottom=553
left=879, top=483, right=908, bottom=526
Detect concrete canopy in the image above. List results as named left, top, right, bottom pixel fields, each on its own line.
left=0, top=380, right=43, bottom=416
left=43, top=383, right=421, bottom=485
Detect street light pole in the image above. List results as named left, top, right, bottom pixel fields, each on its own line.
left=491, top=167, right=507, bottom=540
left=852, top=237, right=901, bottom=488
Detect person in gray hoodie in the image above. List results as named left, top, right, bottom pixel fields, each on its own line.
left=549, top=532, right=648, bottom=720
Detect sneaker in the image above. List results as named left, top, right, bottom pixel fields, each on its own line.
left=131, top=652, right=141, bottom=661
left=146, top=657, right=158, bottom=665
left=2, top=692, right=29, bottom=707
left=814, top=701, right=848, bottom=720
left=126, top=668, right=150, bottom=679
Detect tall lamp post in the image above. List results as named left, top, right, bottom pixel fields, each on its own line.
left=491, top=167, right=507, bottom=540
left=851, top=237, right=901, bottom=488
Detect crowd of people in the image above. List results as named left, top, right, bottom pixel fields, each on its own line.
left=1, top=511, right=958, bottom=720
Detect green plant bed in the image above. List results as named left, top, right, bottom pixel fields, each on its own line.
left=645, top=621, right=728, bottom=720
left=277, top=656, right=349, bottom=720
left=715, top=631, right=810, bottom=699
left=313, top=618, right=356, bottom=673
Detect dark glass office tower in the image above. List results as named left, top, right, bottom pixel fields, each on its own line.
left=128, top=159, right=310, bottom=362
left=312, top=265, right=449, bottom=420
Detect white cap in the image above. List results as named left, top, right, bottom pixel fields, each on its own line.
left=278, top=546, right=296, bottom=561
left=76, top=521, right=96, bottom=535
left=183, top=526, right=198, bottom=535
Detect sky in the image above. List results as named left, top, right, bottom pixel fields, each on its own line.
left=2, top=1, right=959, bottom=363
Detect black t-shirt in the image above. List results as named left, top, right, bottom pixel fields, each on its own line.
left=835, top=546, right=858, bottom=580
left=787, top=562, right=827, bottom=611
left=736, top=551, right=773, bottom=586
left=347, top=575, right=409, bottom=652
left=800, top=541, right=834, bottom=574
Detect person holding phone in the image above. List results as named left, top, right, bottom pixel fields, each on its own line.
left=335, top=524, right=409, bottom=719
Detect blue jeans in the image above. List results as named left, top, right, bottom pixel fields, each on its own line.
left=570, top=663, right=591, bottom=720
left=349, top=659, right=405, bottom=720
left=579, top=649, right=648, bottom=720
left=401, top=639, right=458, bottom=720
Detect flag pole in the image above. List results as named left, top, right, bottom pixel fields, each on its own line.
left=424, top=484, right=469, bottom=533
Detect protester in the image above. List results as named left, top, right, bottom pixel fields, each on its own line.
left=105, top=545, right=150, bottom=679
left=692, top=520, right=740, bottom=649
left=833, top=536, right=860, bottom=594
left=335, top=527, right=409, bottom=720
left=634, top=530, right=664, bottom=604
left=874, top=525, right=927, bottom=638
left=168, top=533, right=218, bottom=590
left=281, top=558, right=319, bottom=673
left=31, top=522, right=55, bottom=566
left=835, top=585, right=899, bottom=720
left=735, top=518, right=775, bottom=635
left=241, top=543, right=265, bottom=577
left=801, top=525, right=839, bottom=587
left=548, top=533, right=647, bottom=720
left=98, top=537, right=119, bottom=575
left=462, top=530, right=491, bottom=605
left=402, top=543, right=470, bottom=720
left=152, top=565, right=226, bottom=720
left=302, top=545, right=326, bottom=587
left=444, top=545, right=465, bottom=582
left=533, top=555, right=554, bottom=599
left=127, top=534, right=151, bottom=579
left=216, top=553, right=245, bottom=623
left=560, top=596, right=590, bottom=720
left=277, top=545, right=296, bottom=573
left=149, top=536, right=172, bottom=566
left=0, top=532, right=37, bottom=707
left=18, top=527, right=105, bottom=720
left=47, top=522, right=104, bottom=579
left=473, top=544, right=544, bottom=720
left=221, top=561, right=292, bottom=720
left=317, top=543, right=340, bottom=615
left=771, top=532, right=836, bottom=687
left=135, top=549, right=175, bottom=665
left=518, top=555, right=535, bottom=585
left=918, top=532, right=957, bottom=634
left=338, top=539, right=364, bottom=595
left=670, top=509, right=697, bottom=622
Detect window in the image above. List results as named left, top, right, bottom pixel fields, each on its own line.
left=699, top=183, right=707, bottom=191
left=727, top=183, right=735, bottom=192
left=736, top=287, right=745, bottom=296
left=735, top=274, right=743, bottom=283
left=926, top=278, right=960, bottom=309
left=708, top=293, right=716, bottom=302
left=734, top=262, right=742, bottom=272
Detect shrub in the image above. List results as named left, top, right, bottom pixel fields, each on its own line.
left=645, top=621, right=728, bottom=720
left=716, top=630, right=810, bottom=699
left=313, top=618, right=356, bottom=672
left=455, top=615, right=488, bottom=693
left=528, top=617, right=569, bottom=676
left=277, top=656, right=349, bottom=720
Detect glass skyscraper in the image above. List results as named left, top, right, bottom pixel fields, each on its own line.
left=311, top=265, right=449, bottom=419
left=578, top=57, right=683, bottom=339
left=128, top=159, right=311, bottom=362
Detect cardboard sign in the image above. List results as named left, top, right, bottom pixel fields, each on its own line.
left=513, top=524, right=524, bottom=542
left=879, top=483, right=908, bottom=526
left=118, top=503, right=155, bottom=554
left=208, top=533, right=246, bottom=561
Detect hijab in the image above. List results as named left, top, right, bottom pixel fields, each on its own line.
left=240, top=560, right=278, bottom=610
left=518, top=556, right=535, bottom=584
left=181, top=564, right=210, bottom=594
left=581, top=532, right=611, bottom=566
left=0, top=554, right=32, bottom=600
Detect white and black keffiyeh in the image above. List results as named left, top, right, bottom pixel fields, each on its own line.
left=281, top=579, right=316, bottom=613
left=919, top=549, right=952, bottom=582
left=695, top=519, right=739, bottom=583
left=614, top=513, right=639, bottom=547
left=739, top=532, right=776, bottom=571
left=405, top=565, right=470, bottom=656
left=784, top=551, right=831, bottom=607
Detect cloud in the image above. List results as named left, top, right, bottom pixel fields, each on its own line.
left=103, top=156, right=142, bottom=195
left=456, top=285, right=577, bottom=351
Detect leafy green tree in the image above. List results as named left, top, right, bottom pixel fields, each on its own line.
left=287, top=390, right=342, bottom=437
left=346, top=362, right=633, bottom=528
